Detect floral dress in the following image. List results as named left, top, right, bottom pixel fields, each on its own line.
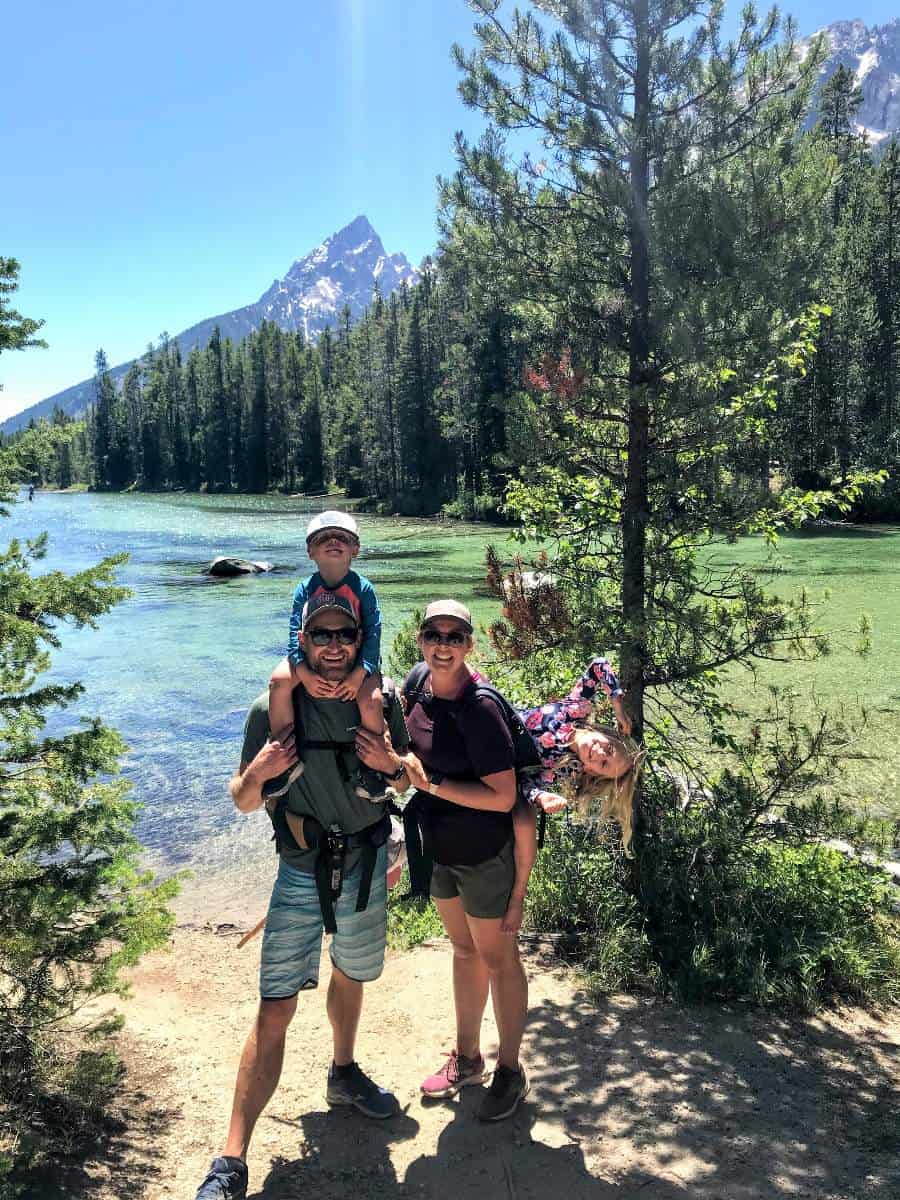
left=519, top=657, right=623, bottom=803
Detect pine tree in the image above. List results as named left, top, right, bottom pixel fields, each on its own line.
left=0, top=274, right=174, bottom=1179
left=447, top=0, right=840, bottom=747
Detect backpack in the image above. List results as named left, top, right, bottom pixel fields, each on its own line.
left=403, top=662, right=543, bottom=779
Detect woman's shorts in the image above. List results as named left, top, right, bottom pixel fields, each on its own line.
left=259, top=846, right=387, bottom=1000
left=430, top=838, right=515, bottom=919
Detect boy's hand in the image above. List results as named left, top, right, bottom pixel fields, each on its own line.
left=535, top=790, right=567, bottom=814
left=333, top=665, right=366, bottom=702
left=301, top=670, right=338, bottom=699
left=501, top=895, right=525, bottom=935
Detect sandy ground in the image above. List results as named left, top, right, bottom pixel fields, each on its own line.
left=34, top=925, right=900, bottom=1200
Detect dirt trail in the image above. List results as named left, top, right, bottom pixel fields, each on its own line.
left=43, top=927, right=900, bottom=1200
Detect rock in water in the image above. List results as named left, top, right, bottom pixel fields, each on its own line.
left=206, top=557, right=273, bottom=577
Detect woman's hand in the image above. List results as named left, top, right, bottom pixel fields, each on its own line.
left=501, top=895, right=525, bottom=935
left=400, top=752, right=430, bottom=793
left=534, top=790, right=567, bottom=814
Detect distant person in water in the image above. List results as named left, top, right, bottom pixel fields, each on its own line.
left=27, top=484, right=34, bottom=501
left=192, top=592, right=412, bottom=1200
left=266, top=510, right=388, bottom=803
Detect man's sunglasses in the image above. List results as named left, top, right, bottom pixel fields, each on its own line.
left=421, top=628, right=468, bottom=646
left=307, top=626, right=358, bottom=646
left=309, top=531, right=356, bottom=548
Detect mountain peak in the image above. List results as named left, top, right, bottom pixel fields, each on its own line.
left=1, top=217, right=421, bottom=435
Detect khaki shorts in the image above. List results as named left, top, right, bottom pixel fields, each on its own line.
left=430, top=838, right=515, bottom=919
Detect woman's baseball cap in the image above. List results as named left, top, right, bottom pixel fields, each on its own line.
left=419, top=599, right=474, bottom=633
left=306, top=510, right=360, bottom=544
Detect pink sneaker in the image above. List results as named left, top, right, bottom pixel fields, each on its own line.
left=420, top=1050, right=487, bottom=1098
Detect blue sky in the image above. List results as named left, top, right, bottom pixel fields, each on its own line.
left=2, top=1, right=895, bottom=420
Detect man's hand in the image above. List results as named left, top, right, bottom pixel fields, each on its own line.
left=230, top=728, right=297, bottom=813
left=355, top=726, right=403, bottom=776
left=333, top=665, right=366, bottom=702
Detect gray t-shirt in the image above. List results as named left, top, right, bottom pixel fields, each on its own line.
left=242, top=686, right=409, bottom=873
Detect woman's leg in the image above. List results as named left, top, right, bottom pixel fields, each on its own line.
left=434, top=895, right=489, bottom=1059
left=465, top=915, right=528, bottom=1071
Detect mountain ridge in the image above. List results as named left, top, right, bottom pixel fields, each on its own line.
left=2, top=215, right=418, bottom=435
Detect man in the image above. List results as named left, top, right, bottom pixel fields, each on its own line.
left=194, top=592, right=411, bottom=1200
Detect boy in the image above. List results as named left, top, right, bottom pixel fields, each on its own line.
left=266, top=510, right=387, bottom=801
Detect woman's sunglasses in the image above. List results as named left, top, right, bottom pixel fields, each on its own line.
left=309, top=531, right=356, bottom=548
left=307, top=626, right=358, bottom=646
left=421, top=628, right=467, bottom=646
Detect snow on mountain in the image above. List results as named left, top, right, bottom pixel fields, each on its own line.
left=803, top=19, right=900, bottom=149
left=2, top=216, right=419, bottom=434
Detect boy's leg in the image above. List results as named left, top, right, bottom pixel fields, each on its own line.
left=501, top=802, right=537, bottom=935
left=356, top=672, right=384, bottom=733
left=263, top=658, right=304, bottom=799
left=354, top=672, right=390, bottom=801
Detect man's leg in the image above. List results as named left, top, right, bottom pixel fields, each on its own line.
left=324, top=847, right=398, bottom=1118
left=327, top=964, right=363, bottom=1066
left=223, top=996, right=297, bottom=1160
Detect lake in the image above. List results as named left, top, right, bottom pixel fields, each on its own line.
left=8, top=490, right=511, bottom=917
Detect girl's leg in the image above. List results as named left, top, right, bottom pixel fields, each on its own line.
left=503, top=802, right=537, bottom=934
left=434, top=895, right=489, bottom=1059
left=356, top=672, right=384, bottom=735
left=465, top=915, right=528, bottom=1072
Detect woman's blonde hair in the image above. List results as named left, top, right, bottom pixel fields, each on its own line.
left=562, top=725, right=645, bottom=857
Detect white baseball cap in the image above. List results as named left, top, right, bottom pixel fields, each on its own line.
left=305, top=510, right=360, bottom=544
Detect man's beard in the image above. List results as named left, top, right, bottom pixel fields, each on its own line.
left=316, top=661, right=350, bottom=682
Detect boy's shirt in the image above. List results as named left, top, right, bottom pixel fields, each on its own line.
left=287, top=569, right=381, bottom=676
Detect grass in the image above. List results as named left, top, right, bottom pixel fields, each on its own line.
left=701, top=525, right=900, bottom=822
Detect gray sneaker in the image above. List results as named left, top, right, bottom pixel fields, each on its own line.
left=326, top=1061, right=399, bottom=1119
left=477, top=1064, right=530, bottom=1122
left=354, top=765, right=390, bottom=802
left=194, top=1156, right=248, bottom=1199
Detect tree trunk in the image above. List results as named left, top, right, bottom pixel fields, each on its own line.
left=622, top=0, right=651, bottom=739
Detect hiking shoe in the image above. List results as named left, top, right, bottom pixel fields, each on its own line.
left=261, top=760, right=304, bottom=800
left=193, top=1155, right=248, bottom=1200
left=420, top=1050, right=487, bottom=1098
left=326, top=1061, right=399, bottom=1119
left=354, top=764, right=390, bottom=802
left=477, top=1064, right=530, bottom=1122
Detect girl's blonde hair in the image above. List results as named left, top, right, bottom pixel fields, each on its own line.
left=562, top=725, right=645, bottom=857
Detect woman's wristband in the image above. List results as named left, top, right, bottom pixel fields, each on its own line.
left=428, top=770, right=444, bottom=795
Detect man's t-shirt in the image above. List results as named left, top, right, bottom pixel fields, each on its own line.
left=404, top=684, right=515, bottom=866
left=242, top=687, right=409, bottom=874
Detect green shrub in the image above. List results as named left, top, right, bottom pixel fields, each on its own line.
left=524, top=819, right=658, bottom=996
left=387, top=873, right=444, bottom=949
left=636, top=773, right=900, bottom=1008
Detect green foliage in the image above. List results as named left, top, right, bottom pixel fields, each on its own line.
left=0, top=258, right=46, bottom=364
left=387, top=607, right=424, bottom=679
left=524, top=820, right=658, bottom=996
left=636, top=774, right=900, bottom=1008
left=386, top=876, right=444, bottom=950
left=0, top=447, right=177, bottom=1178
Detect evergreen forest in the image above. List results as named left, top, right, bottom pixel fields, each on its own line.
left=5, top=63, right=899, bottom=521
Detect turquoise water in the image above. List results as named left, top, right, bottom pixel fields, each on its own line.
left=8, top=490, right=509, bottom=893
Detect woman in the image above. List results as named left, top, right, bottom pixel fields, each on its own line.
left=365, top=598, right=529, bottom=1122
